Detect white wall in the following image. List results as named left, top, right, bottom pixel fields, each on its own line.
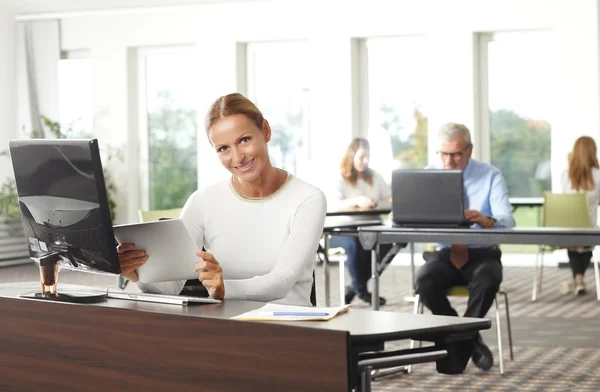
left=0, top=5, right=17, bottom=182
left=15, top=20, right=61, bottom=136
left=8, top=0, right=599, bottom=222
left=551, top=0, right=600, bottom=189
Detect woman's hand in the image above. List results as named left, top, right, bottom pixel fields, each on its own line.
left=117, top=243, right=147, bottom=282
left=354, top=196, right=376, bottom=209
left=194, top=251, right=225, bottom=299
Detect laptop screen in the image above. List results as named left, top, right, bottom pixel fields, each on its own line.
left=392, top=169, right=465, bottom=225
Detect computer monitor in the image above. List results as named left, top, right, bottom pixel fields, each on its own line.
left=8, top=138, right=121, bottom=303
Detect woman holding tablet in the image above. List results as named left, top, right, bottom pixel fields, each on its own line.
left=118, top=93, right=326, bottom=306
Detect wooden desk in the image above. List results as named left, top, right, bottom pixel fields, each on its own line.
left=358, top=225, right=600, bottom=310
left=0, top=282, right=490, bottom=392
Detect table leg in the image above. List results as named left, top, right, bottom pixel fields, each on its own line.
left=339, top=245, right=346, bottom=307
left=409, top=243, right=415, bottom=294
left=323, top=234, right=331, bottom=307
left=371, top=243, right=381, bottom=311
left=359, top=367, right=372, bottom=392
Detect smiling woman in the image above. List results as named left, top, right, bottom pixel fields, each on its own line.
left=118, top=93, right=327, bottom=306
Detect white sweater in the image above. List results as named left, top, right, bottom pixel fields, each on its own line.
left=333, top=170, right=391, bottom=205
left=138, top=175, right=327, bottom=306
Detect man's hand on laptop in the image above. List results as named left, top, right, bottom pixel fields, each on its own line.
left=464, top=210, right=495, bottom=228
left=117, top=243, right=148, bottom=282
left=195, top=251, right=225, bottom=299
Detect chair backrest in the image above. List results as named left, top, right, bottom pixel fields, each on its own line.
left=542, top=192, right=591, bottom=228
left=138, top=208, right=182, bottom=223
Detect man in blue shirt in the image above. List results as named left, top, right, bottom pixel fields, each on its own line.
left=415, top=122, right=515, bottom=371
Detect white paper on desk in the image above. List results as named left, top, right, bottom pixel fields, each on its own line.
left=231, top=303, right=350, bottom=321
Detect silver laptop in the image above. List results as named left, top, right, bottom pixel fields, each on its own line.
left=392, top=169, right=471, bottom=228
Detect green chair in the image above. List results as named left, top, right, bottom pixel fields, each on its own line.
left=408, top=286, right=513, bottom=375
left=533, top=192, right=598, bottom=301
left=138, top=208, right=182, bottom=222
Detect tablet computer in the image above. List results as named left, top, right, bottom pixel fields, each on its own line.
left=113, top=219, right=200, bottom=283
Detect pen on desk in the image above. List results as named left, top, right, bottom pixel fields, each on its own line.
left=272, top=312, right=330, bottom=317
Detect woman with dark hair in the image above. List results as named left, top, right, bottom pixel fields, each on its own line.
left=330, top=138, right=391, bottom=305
left=560, top=136, right=600, bottom=295
left=118, top=93, right=326, bottom=306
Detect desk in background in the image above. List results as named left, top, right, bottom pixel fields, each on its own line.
left=323, top=200, right=396, bottom=307
left=0, top=283, right=490, bottom=392
left=358, top=225, right=600, bottom=310
left=322, top=197, right=556, bottom=306
left=328, top=197, right=542, bottom=214
left=509, top=197, right=544, bottom=210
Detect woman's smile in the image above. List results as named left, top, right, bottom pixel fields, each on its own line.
left=235, top=158, right=255, bottom=173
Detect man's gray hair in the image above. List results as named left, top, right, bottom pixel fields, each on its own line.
left=438, top=122, right=472, bottom=145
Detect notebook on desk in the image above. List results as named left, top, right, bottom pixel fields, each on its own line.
left=392, top=169, right=472, bottom=228
left=232, top=304, right=350, bottom=321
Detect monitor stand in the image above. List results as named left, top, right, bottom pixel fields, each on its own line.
left=19, top=252, right=107, bottom=304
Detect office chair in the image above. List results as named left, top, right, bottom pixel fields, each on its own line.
left=533, top=192, right=600, bottom=301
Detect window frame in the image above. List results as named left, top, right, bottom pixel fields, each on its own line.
left=475, top=33, right=493, bottom=163
left=361, top=34, right=431, bottom=171
left=476, top=30, right=554, bottom=197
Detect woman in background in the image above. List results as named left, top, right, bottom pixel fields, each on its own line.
left=330, top=138, right=391, bottom=305
left=560, top=136, right=600, bottom=295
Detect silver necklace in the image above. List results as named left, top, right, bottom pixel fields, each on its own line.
left=229, top=169, right=293, bottom=203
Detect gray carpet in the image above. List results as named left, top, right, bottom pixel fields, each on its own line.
left=314, top=263, right=600, bottom=391
left=2, top=262, right=600, bottom=391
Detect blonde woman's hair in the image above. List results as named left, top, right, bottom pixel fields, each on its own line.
left=340, top=138, right=373, bottom=187
left=204, top=93, right=264, bottom=136
left=568, top=136, right=599, bottom=191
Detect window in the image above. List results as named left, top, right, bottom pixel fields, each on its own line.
left=139, top=47, right=198, bottom=210
left=365, top=36, right=430, bottom=174
left=479, top=31, right=553, bottom=197
left=246, top=41, right=310, bottom=175
left=58, top=51, right=92, bottom=136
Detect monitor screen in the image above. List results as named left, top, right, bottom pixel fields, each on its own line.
left=8, top=139, right=120, bottom=275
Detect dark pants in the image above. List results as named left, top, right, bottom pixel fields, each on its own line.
left=329, top=235, right=392, bottom=296
left=415, top=247, right=503, bottom=319
left=567, top=250, right=593, bottom=277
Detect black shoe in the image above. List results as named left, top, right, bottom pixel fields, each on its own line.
left=471, top=334, right=494, bottom=371
left=357, top=292, right=387, bottom=306
left=344, top=286, right=356, bottom=304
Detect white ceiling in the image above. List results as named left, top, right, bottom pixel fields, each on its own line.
left=1, top=0, right=265, bottom=15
